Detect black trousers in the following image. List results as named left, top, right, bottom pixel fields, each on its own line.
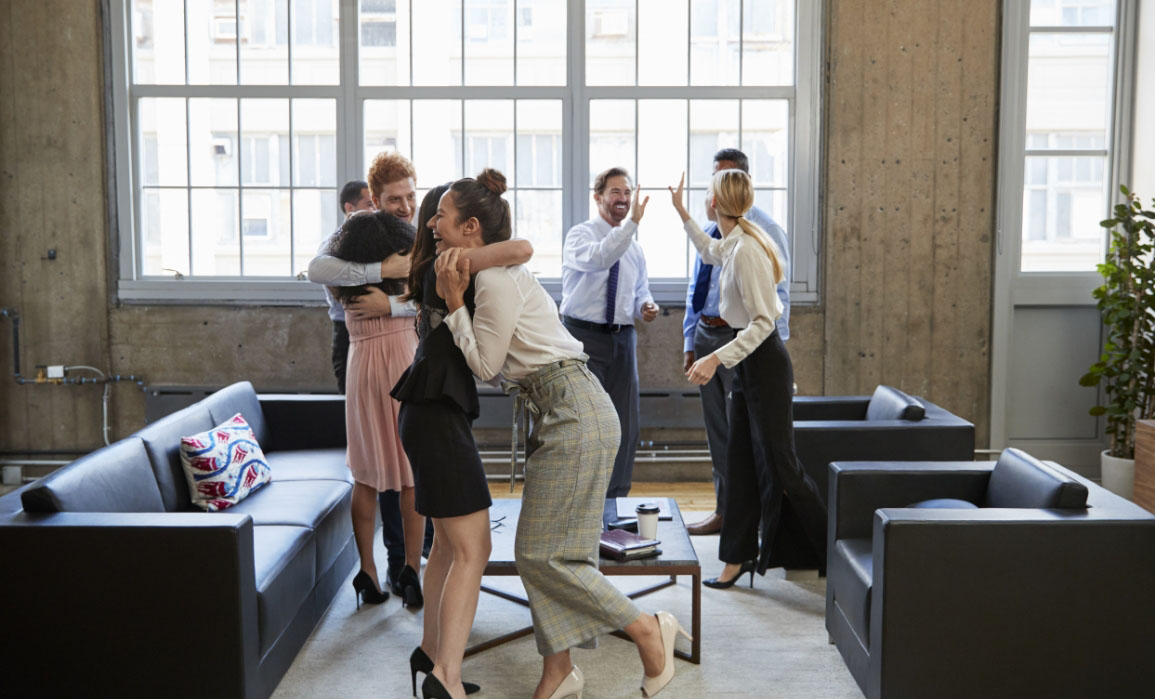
left=718, top=330, right=827, bottom=573
left=331, top=320, right=433, bottom=574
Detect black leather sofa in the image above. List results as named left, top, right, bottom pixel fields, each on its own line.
left=0, top=382, right=352, bottom=699
left=766, top=386, right=976, bottom=569
left=825, top=449, right=1155, bottom=699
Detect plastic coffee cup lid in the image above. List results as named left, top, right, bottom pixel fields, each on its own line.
left=635, top=502, right=660, bottom=514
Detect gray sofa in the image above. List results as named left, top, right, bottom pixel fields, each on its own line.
left=0, top=382, right=352, bottom=699
left=825, top=448, right=1155, bottom=698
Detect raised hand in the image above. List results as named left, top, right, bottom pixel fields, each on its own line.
left=630, top=185, right=651, bottom=224
left=668, top=172, right=690, bottom=223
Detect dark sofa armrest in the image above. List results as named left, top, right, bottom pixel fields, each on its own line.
left=869, top=508, right=1155, bottom=698
left=792, top=396, right=870, bottom=421
left=258, top=393, right=346, bottom=451
left=829, top=461, right=993, bottom=541
left=0, top=513, right=260, bottom=698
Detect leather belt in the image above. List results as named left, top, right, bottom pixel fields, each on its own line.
left=563, top=315, right=629, bottom=334
left=699, top=315, right=730, bottom=328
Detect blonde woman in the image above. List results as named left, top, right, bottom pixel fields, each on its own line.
left=668, top=170, right=827, bottom=588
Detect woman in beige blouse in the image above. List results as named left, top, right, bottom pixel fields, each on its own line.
left=433, top=168, right=688, bottom=699
left=669, top=169, right=827, bottom=588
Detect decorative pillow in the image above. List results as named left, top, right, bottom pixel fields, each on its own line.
left=179, top=413, right=272, bottom=512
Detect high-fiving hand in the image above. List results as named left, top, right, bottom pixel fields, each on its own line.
left=668, top=172, right=690, bottom=223
left=630, top=186, right=650, bottom=224
left=434, top=248, right=470, bottom=314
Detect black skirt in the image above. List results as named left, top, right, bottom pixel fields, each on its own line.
left=392, top=323, right=492, bottom=519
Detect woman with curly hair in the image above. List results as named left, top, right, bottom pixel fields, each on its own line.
left=326, top=209, right=425, bottom=609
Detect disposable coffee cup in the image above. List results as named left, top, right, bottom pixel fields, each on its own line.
left=635, top=502, right=660, bottom=540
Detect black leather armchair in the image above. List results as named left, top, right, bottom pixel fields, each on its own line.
left=825, top=449, right=1155, bottom=699
left=767, top=386, right=975, bottom=569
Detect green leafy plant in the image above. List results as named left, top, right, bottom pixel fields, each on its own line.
left=1080, top=186, right=1155, bottom=459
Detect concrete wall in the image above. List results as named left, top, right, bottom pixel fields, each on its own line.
left=0, top=0, right=997, bottom=454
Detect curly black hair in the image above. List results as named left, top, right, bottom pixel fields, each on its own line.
left=326, top=210, right=415, bottom=304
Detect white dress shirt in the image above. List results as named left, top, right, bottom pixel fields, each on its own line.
left=445, top=265, right=586, bottom=382
left=307, top=232, right=417, bottom=322
left=684, top=219, right=785, bottom=369
left=559, top=217, right=653, bottom=325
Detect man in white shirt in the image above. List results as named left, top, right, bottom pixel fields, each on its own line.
left=560, top=167, right=659, bottom=498
left=307, top=153, right=424, bottom=597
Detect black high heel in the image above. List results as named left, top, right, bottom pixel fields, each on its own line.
left=409, top=647, right=481, bottom=696
left=351, top=570, right=389, bottom=609
left=703, top=560, right=756, bottom=589
left=421, top=673, right=452, bottom=699
left=400, top=564, right=424, bottom=610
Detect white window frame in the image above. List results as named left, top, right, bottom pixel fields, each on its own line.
left=989, top=0, right=1138, bottom=453
left=107, top=0, right=822, bottom=305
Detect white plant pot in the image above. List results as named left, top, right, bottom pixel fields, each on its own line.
left=1101, top=450, right=1135, bottom=500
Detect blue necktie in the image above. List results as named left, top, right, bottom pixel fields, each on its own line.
left=691, top=224, right=723, bottom=313
left=605, top=261, right=620, bottom=324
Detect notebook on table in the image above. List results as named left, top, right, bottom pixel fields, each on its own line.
left=599, top=528, right=661, bottom=561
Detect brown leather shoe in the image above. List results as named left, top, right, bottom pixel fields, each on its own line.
left=686, top=512, right=723, bottom=536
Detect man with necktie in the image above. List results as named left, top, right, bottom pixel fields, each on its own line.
left=683, top=148, right=791, bottom=536
left=560, top=167, right=659, bottom=498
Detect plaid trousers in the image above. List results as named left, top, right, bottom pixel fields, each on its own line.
left=514, top=359, right=642, bottom=655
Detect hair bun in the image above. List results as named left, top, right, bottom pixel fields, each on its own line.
left=476, top=168, right=508, bottom=196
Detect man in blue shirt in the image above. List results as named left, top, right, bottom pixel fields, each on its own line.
left=683, top=148, right=791, bottom=535
left=561, top=167, right=659, bottom=498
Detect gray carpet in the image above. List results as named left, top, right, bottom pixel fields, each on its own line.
left=273, top=531, right=862, bottom=699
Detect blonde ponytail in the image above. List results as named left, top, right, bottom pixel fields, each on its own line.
left=735, top=215, right=785, bottom=285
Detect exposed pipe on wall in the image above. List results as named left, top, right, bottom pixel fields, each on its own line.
left=2, top=307, right=147, bottom=447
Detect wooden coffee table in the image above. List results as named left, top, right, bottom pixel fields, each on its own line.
left=467, top=497, right=701, bottom=664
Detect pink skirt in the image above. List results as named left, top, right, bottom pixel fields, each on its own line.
left=344, top=314, right=417, bottom=492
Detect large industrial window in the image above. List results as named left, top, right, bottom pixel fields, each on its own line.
left=1007, top=0, right=1133, bottom=272
left=109, top=0, right=821, bottom=304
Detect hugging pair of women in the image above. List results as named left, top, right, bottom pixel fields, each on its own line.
left=330, top=168, right=687, bottom=699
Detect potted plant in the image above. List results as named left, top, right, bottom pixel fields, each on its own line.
left=1080, top=186, right=1155, bottom=498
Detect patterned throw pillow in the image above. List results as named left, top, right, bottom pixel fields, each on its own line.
left=179, top=413, right=272, bottom=512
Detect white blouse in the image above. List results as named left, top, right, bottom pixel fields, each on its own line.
left=444, top=264, right=586, bottom=382
left=684, top=219, right=785, bottom=369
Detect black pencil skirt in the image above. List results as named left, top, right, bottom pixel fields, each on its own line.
left=718, top=330, right=827, bottom=572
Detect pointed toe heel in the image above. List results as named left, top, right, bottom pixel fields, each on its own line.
left=547, top=665, right=583, bottom=699
left=351, top=570, right=389, bottom=609
left=641, top=611, right=691, bottom=697
left=702, top=560, right=756, bottom=590
left=410, top=647, right=480, bottom=696
left=400, top=565, right=424, bottom=610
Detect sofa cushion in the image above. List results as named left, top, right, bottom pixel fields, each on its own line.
left=906, top=498, right=979, bottom=509
left=986, top=448, right=1089, bottom=509
left=180, top=413, right=272, bottom=512
left=20, top=438, right=165, bottom=513
left=830, top=538, right=873, bottom=647
left=226, top=480, right=352, bottom=579
left=865, top=385, right=926, bottom=421
left=265, top=449, right=353, bottom=484
left=202, top=382, right=270, bottom=451
left=252, top=525, right=316, bottom=656
left=138, top=404, right=216, bottom=512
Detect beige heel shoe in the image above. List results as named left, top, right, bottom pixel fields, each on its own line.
left=547, top=665, right=583, bottom=699
left=641, top=611, right=692, bottom=697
